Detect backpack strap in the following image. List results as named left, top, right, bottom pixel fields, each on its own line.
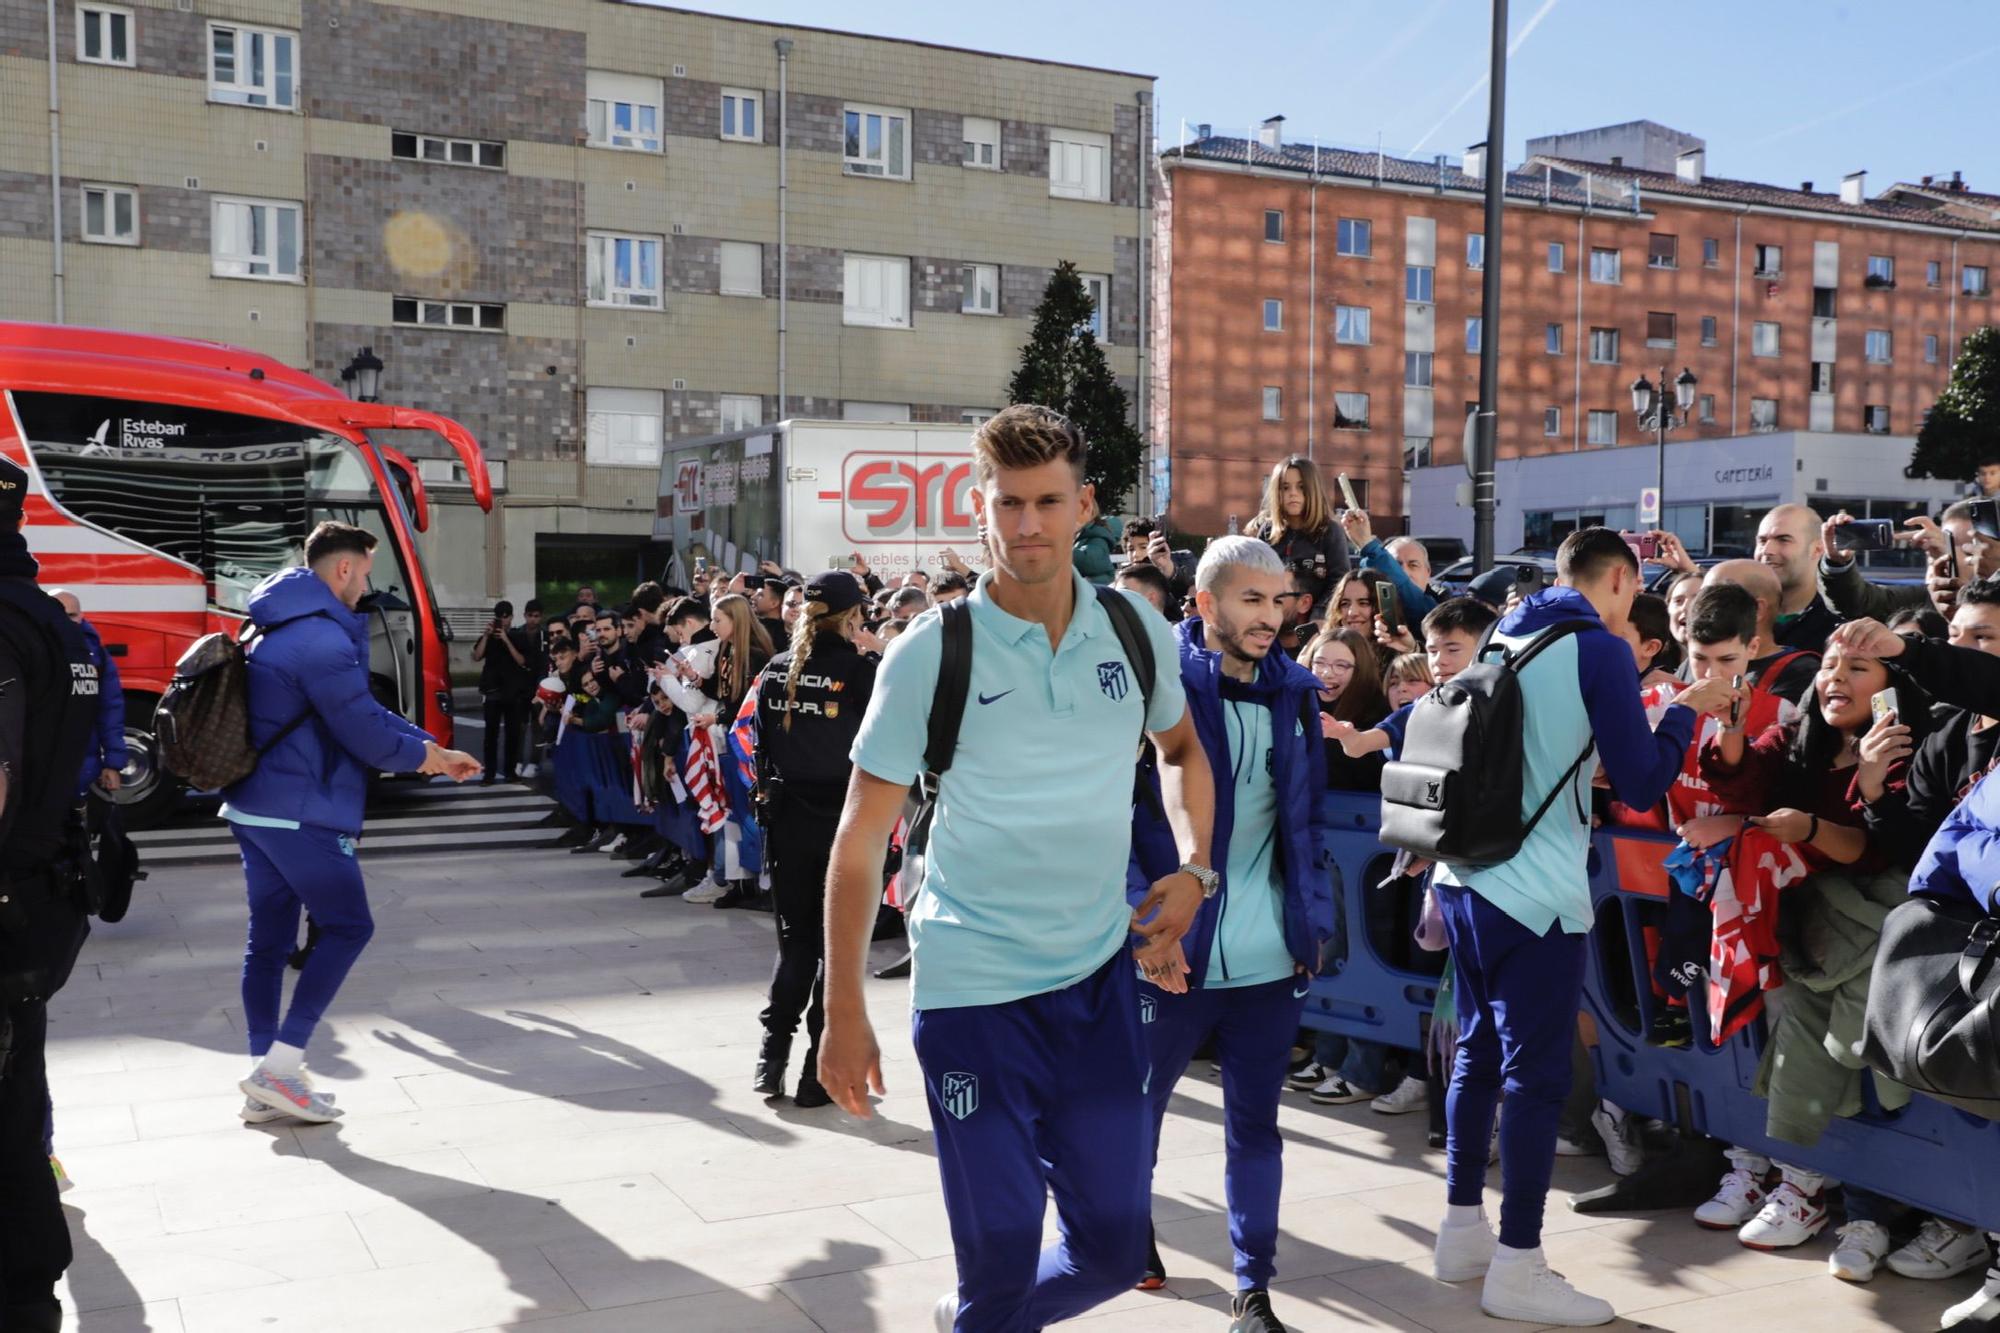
left=923, top=598, right=974, bottom=779
left=1093, top=585, right=1157, bottom=724
left=1499, top=617, right=1604, bottom=840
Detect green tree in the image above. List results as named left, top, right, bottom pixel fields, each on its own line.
left=1007, top=261, right=1142, bottom=514
left=1908, top=325, right=2000, bottom=481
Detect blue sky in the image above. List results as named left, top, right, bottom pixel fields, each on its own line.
left=673, top=0, right=1998, bottom=191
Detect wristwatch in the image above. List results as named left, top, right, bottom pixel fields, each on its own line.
left=1179, top=861, right=1221, bottom=898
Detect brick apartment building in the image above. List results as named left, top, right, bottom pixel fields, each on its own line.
left=1, top=0, right=1152, bottom=610
left=1153, top=118, right=2000, bottom=545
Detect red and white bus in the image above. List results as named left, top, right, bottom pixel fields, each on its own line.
left=0, top=321, right=492, bottom=824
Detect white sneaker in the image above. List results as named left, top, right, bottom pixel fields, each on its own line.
left=1589, top=1104, right=1643, bottom=1177
left=1286, top=1061, right=1328, bottom=1091
left=1308, top=1075, right=1374, bottom=1105
left=239, top=1091, right=336, bottom=1125
left=1434, top=1209, right=1498, bottom=1282
left=1553, top=1133, right=1594, bottom=1158
left=1480, top=1245, right=1615, bottom=1326
left=1828, top=1220, right=1892, bottom=1282
left=518, top=763, right=538, bottom=779
left=1694, top=1166, right=1769, bottom=1230
left=240, top=1068, right=343, bottom=1124
left=932, top=1290, right=958, bottom=1332
left=599, top=833, right=628, bottom=855
left=1371, top=1075, right=1428, bottom=1115
left=1942, top=1262, right=2000, bottom=1328
left=1737, top=1181, right=1829, bottom=1250
left=681, top=879, right=728, bottom=904
left=1887, top=1216, right=1991, bottom=1280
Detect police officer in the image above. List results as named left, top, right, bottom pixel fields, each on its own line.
left=751, top=570, right=876, bottom=1109
left=0, top=455, right=101, bottom=1333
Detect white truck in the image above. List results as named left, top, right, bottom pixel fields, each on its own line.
left=653, top=420, right=981, bottom=581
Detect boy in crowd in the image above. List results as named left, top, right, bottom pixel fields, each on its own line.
left=1326, top=596, right=1497, bottom=762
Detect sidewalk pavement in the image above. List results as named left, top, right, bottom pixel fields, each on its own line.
left=43, top=844, right=1966, bottom=1332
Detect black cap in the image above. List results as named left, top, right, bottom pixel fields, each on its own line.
left=804, top=570, right=867, bottom=614
left=0, top=455, right=26, bottom=522
left=1466, top=566, right=1515, bottom=608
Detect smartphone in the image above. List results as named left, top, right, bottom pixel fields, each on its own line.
left=693, top=554, right=708, bottom=574
left=1374, top=580, right=1399, bottom=632
left=1337, top=473, right=1361, bottom=511
left=1623, top=532, right=1660, bottom=560
left=1729, top=672, right=1745, bottom=729
left=1946, top=527, right=1960, bottom=574
left=1834, top=518, right=1896, bottom=553
left=1972, top=498, right=2000, bottom=541
left=1872, top=687, right=1900, bottom=725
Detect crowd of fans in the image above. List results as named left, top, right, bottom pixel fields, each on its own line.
left=502, top=448, right=2000, bottom=1330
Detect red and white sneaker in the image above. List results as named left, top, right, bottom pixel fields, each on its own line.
left=240, top=1068, right=343, bottom=1124
left=1693, top=1166, right=1769, bottom=1230
left=1737, top=1181, right=1828, bottom=1250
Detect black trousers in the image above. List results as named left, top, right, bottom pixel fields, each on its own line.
left=758, top=807, right=840, bottom=1058
left=0, top=1000, right=68, bottom=1331
left=481, top=695, right=527, bottom=777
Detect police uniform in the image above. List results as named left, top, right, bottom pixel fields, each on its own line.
left=751, top=572, right=875, bottom=1105
left=0, top=455, right=100, bottom=1333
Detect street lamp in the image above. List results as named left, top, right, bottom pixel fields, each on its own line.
left=1631, top=365, right=1697, bottom=518
left=341, top=346, right=384, bottom=403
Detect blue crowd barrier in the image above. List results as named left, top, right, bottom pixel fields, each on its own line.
left=1297, top=794, right=2000, bottom=1231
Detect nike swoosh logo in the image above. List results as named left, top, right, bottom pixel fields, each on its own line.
left=977, top=689, right=1015, bottom=705
left=1293, top=983, right=1311, bottom=999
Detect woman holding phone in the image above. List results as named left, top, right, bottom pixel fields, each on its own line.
left=1244, top=455, right=1350, bottom=620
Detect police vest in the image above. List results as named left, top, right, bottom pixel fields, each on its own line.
left=0, top=577, right=99, bottom=868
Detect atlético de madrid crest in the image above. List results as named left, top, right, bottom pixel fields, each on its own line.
left=940, top=1070, right=979, bottom=1120
left=1097, top=660, right=1129, bottom=701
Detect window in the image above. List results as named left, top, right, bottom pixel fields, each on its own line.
left=843, top=254, right=910, bottom=328
left=391, top=132, right=505, bottom=169
left=1700, top=315, right=1718, bottom=346
left=1866, top=254, right=1895, bottom=287
left=961, top=116, right=999, bottom=169
left=1646, top=311, right=1676, bottom=347
left=719, top=241, right=763, bottom=297
left=1333, top=392, right=1370, bottom=430
left=78, top=5, right=132, bottom=66
left=1813, top=286, right=1837, bottom=318
left=842, top=402, right=910, bottom=423
left=1047, top=127, right=1109, bottom=200
left=1543, top=407, right=1561, bottom=436
left=1404, top=437, right=1433, bottom=470
left=1754, top=243, right=1782, bottom=276
left=1337, top=218, right=1371, bottom=257
left=1545, top=322, right=1563, bottom=355
left=392, top=297, right=504, bottom=331
left=1750, top=398, right=1778, bottom=432
left=1465, top=316, right=1482, bottom=353
left=585, top=387, right=663, bottom=468
left=1404, top=265, right=1433, bottom=303
left=960, top=410, right=997, bottom=426
left=587, top=71, right=662, bottom=152
left=1263, top=299, right=1284, bottom=332
left=211, top=196, right=301, bottom=280
left=1081, top=273, right=1109, bottom=339
left=1264, top=209, right=1284, bottom=243
left=719, top=394, right=762, bottom=432
left=845, top=103, right=911, bottom=180
left=1928, top=260, right=1943, bottom=288
left=1587, top=410, right=1617, bottom=446
left=1703, top=237, right=1720, bottom=267
left=720, top=88, right=762, bottom=143
left=1926, top=333, right=1941, bottom=364
left=1334, top=304, right=1370, bottom=345
left=1404, top=352, right=1433, bottom=387
left=1966, top=265, right=1992, bottom=297
left=1262, top=386, right=1282, bottom=421
left=1812, top=362, right=1835, bottom=393
left=1467, top=232, right=1484, bottom=269
left=961, top=262, right=999, bottom=315
left=1752, top=321, right=1781, bottom=357
left=1547, top=242, right=1564, bottom=272
left=1648, top=233, right=1678, bottom=268
left=586, top=231, right=662, bottom=308
left=208, top=22, right=296, bottom=109
left=1698, top=393, right=1716, bottom=423
left=1864, top=404, right=1891, bottom=434
left=1589, top=247, right=1621, bottom=284
left=1865, top=329, right=1893, bottom=363
left=80, top=184, right=137, bottom=246
left=1589, top=327, right=1620, bottom=364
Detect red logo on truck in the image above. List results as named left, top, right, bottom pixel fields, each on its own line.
left=839, top=453, right=978, bottom=542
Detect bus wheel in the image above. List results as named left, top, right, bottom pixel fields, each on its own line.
left=112, top=692, right=184, bottom=830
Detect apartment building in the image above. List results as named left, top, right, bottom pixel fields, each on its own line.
left=1153, top=117, right=2000, bottom=545
left=1, top=0, right=1152, bottom=608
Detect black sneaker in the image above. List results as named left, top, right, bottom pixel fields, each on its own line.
left=1229, top=1287, right=1286, bottom=1333
left=791, top=1074, right=833, bottom=1108
left=1649, top=1008, right=1693, bottom=1048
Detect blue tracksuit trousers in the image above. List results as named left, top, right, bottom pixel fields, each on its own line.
left=234, top=822, right=374, bottom=1056
left=1142, top=974, right=1309, bottom=1290
left=910, top=951, right=1151, bottom=1332
left=1435, top=882, right=1587, bottom=1250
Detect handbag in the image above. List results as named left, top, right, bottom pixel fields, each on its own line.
left=1861, top=893, right=2000, bottom=1119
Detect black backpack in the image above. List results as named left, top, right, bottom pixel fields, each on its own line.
left=901, top=586, right=1156, bottom=891
left=1379, top=619, right=1597, bottom=869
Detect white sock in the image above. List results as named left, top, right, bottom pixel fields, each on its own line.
left=259, top=1042, right=306, bottom=1076
left=1446, top=1203, right=1485, bottom=1226
left=1492, top=1242, right=1539, bottom=1265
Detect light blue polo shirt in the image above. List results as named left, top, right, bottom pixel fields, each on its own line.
left=851, top=569, right=1186, bottom=1011
left=1206, top=698, right=1294, bottom=989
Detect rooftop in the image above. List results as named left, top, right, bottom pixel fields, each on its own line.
left=1529, top=156, right=2000, bottom=233
left=1162, top=134, right=1596, bottom=208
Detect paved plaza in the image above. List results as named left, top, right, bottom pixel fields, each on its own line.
left=43, top=790, right=1974, bottom=1332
